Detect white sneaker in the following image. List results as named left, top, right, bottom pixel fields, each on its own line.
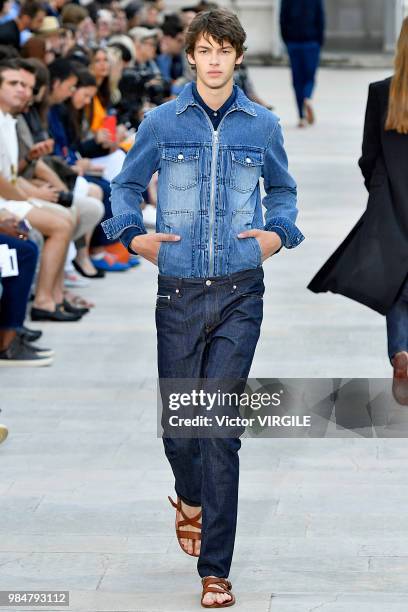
left=0, top=424, right=8, bottom=444
left=143, top=204, right=157, bottom=229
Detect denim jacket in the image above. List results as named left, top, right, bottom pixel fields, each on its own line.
left=102, top=82, right=304, bottom=278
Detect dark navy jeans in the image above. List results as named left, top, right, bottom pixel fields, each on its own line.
left=387, top=277, right=408, bottom=360
left=287, top=41, right=321, bottom=119
left=156, top=267, right=264, bottom=579
left=86, top=175, right=115, bottom=247
left=0, top=235, right=38, bottom=330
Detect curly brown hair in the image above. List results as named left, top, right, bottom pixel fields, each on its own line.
left=185, top=9, right=247, bottom=60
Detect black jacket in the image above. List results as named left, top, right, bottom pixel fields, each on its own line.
left=0, top=19, right=20, bottom=49
left=280, top=0, right=325, bottom=47
left=308, top=78, right=408, bottom=315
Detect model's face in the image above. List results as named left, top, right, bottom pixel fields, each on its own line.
left=0, top=69, right=26, bottom=113
left=72, top=85, right=97, bottom=109
left=92, top=50, right=110, bottom=79
left=187, top=34, right=242, bottom=90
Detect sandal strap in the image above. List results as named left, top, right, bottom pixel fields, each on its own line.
left=178, top=517, right=202, bottom=528
left=202, top=577, right=232, bottom=594
left=168, top=495, right=202, bottom=527
left=176, top=529, right=201, bottom=540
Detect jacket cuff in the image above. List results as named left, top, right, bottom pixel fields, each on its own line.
left=101, top=213, right=147, bottom=241
left=264, top=216, right=305, bottom=249
left=120, top=227, right=143, bottom=255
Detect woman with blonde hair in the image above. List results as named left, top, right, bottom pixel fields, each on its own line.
left=309, top=18, right=408, bottom=403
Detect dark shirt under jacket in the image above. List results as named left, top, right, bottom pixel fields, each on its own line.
left=191, top=81, right=237, bottom=130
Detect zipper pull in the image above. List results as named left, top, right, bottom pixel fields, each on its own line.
left=214, top=131, right=218, bottom=142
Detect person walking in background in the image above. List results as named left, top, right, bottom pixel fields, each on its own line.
left=308, top=18, right=408, bottom=405
left=280, top=0, right=324, bottom=127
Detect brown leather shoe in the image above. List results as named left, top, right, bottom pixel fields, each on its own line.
left=201, top=576, right=235, bottom=608
left=392, top=352, right=408, bottom=406
left=0, top=424, right=8, bottom=445
left=168, top=495, right=202, bottom=557
left=304, top=98, right=315, bottom=124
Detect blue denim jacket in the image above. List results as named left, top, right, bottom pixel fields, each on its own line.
left=102, top=82, right=304, bottom=278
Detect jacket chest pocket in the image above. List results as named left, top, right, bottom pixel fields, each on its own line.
left=230, top=150, right=263, bottom=193
left=162, top=146, right=199, bottom=190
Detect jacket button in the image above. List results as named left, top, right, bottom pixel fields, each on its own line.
left=178, top=153, right=184, bottom=160
left=205, top=280, right=212, bottom=286
left=246, top=157, right=251, bottom=163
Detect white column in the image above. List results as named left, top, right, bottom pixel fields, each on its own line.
left=271, top=0, right=282, bottom=57
left=384, top=0, right=405, bottom=52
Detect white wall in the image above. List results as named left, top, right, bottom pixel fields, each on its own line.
left=165, top=0, right=282, bottom=58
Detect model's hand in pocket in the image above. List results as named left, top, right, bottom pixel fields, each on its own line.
left=130, top=233, right=180, bottom=265
left=237, top=229, right=282, bottom=262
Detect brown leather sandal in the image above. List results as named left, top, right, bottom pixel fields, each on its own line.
left=168, top=495, right=202, bottom=557
left=201, top=576, right=235, bottom=608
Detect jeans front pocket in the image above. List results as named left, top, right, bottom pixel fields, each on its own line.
left=159, top=210, right=194, bottom=276
left=228, top=210, right=262, bottom=273
left=162, top=146, right=200, bottom=190
left=230, top=149, right=263, bottom=193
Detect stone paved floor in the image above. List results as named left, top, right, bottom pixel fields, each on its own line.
left=2, top=66, right=407, bottom=612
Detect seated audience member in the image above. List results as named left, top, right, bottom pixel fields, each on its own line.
left=45, top=0, right=68, bottom=19
left=36, top=15, right=66, bottom=59
left=95, top=8, right=113, bottom=46
left=47, top=64, right=132, bottom=272
left=125, top=1, right=142, bottom=30
left=0, top=59, right=88, bottom=320
left=61, top=3, right=95, bottom=48
left=0, top=211, right=53, bottom=365
left=17, top=59, right=105, bottom=279
left=87, top=47, right=132, bottom=149
left=139, top=1, right=161, bottom=29
left=0, top=0, right=46, bottom=50
left=156, top=14, right=190, bottom=95
left=111, top=8, right=128, bottom=36
left=21, top=36, right=55, bottom=64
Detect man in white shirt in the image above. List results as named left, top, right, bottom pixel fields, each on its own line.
left=0, top=59, right=80, bottom=322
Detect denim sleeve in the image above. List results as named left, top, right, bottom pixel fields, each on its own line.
left=101, top=112, right=161, bottom=242
left=262, top=121, right=305, bottom=249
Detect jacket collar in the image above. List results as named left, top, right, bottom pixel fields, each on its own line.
left=176, top=81, right=257, bottom=117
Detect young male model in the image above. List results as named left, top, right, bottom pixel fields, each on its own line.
left=103, top=9, right=304, bottom=608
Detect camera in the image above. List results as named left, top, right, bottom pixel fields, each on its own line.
left=116, top=68, right=171, bottom=128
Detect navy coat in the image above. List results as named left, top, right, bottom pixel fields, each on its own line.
left=280, top=0, right=325, bottom=47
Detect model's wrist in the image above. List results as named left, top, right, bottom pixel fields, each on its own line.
left=130, top=234, right=146, bottom=252
left=271, top=231, right=282, bottom=246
